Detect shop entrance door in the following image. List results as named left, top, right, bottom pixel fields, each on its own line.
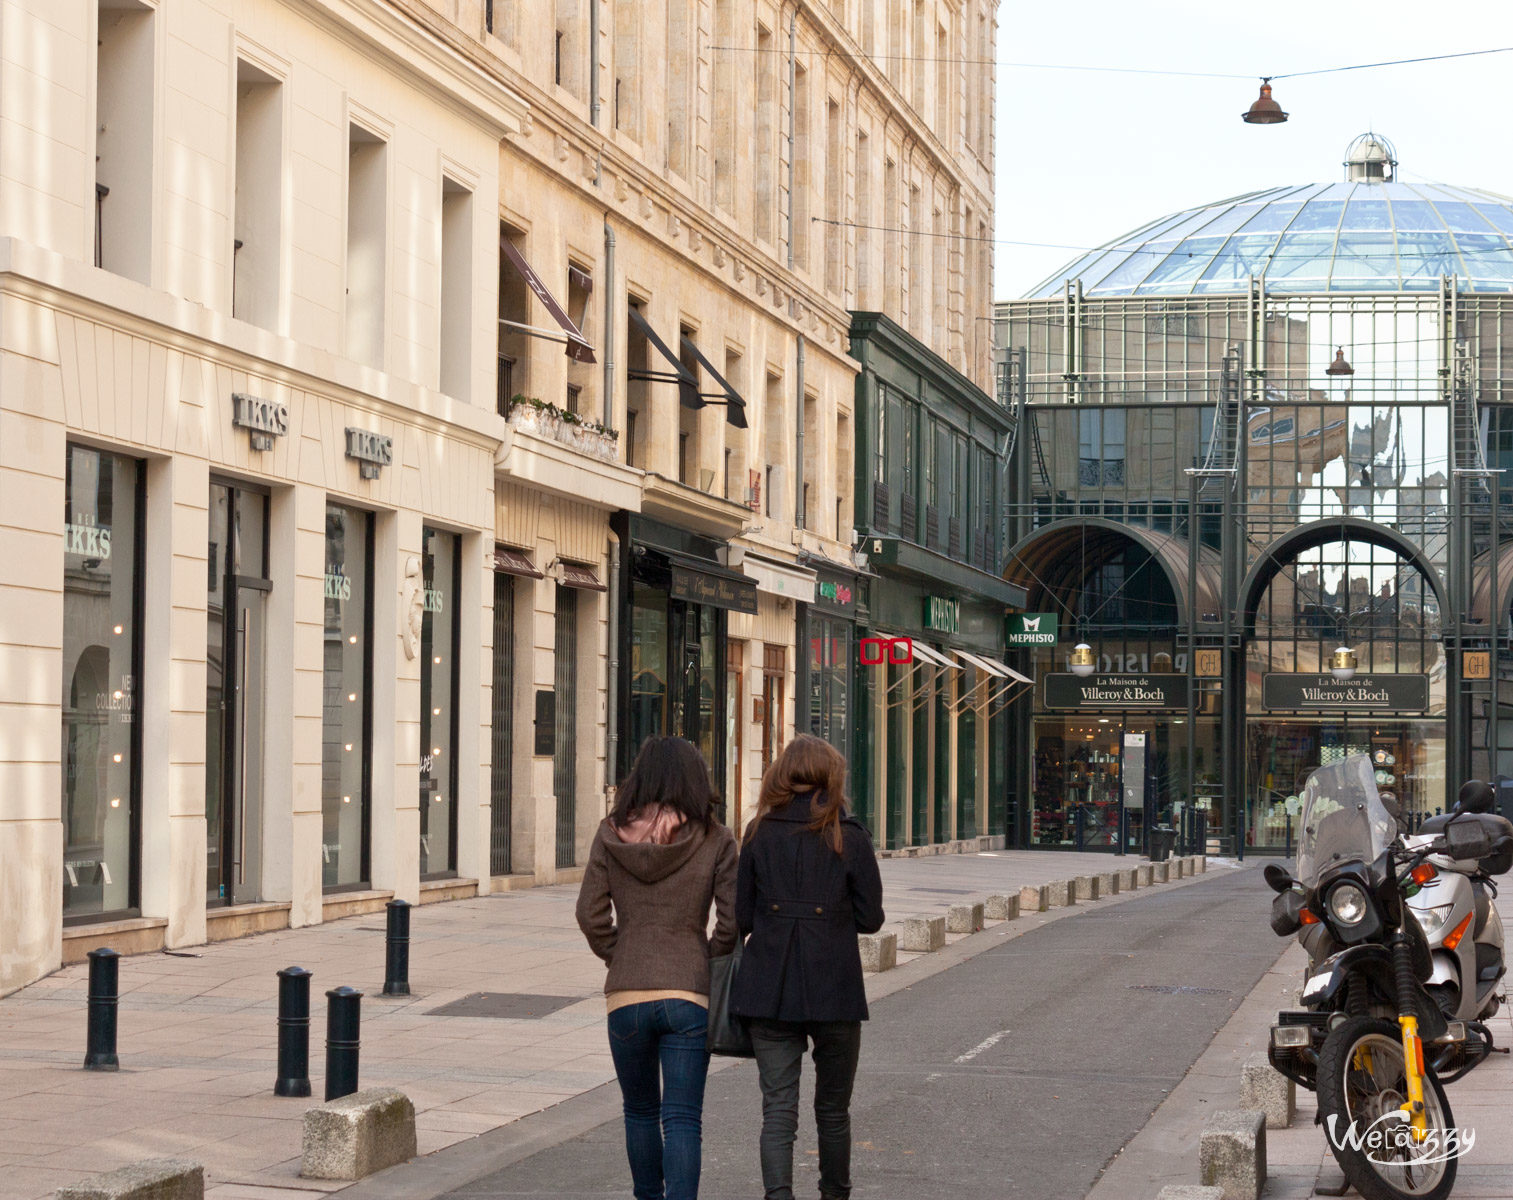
left=1029, top=715, right=1175, bottom=852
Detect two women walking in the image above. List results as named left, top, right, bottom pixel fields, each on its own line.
left=576, top=733, right=885, bottom=1200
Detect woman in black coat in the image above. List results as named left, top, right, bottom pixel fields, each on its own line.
left=730, top=735, right=885, bottom=1200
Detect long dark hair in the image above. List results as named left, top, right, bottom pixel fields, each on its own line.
left=611, top=736, right=718, bottom=830
left=746, top=734, right=849, bottom=853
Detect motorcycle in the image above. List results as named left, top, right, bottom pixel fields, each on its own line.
left=1263, top=755, right=1513, bottom=1200
left=1402, top=779, right=1512, bottom=1082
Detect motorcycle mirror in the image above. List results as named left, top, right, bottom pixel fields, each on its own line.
left=1263, top=863, right=1293, bottom=893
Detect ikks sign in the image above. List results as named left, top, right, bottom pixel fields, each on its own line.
left=1044, top=673, right=1188, bottom=710
left=1262, top=673, right=1430, bottom=712
left=1007, top=613, right=1058, bottom=646
left=231, top=392, right=288, bottom=451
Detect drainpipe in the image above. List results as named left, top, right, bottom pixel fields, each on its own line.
left=589, top=1, right=601, bottom=127
left=605, top=533, right=620, bottom=793
left=795, top=334, right=805, bottom=530
left=787, top=10, right=796, bottom=270
left=603, top=223, right=616, bottom=431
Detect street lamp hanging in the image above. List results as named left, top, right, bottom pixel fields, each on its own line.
left=1326, top=347, right=1355, bottom=376
left=1242, top=79, right=1288, bottom=125
left=1069, top=643, right=1097, bottom=678
left=1329, top=646, right=1358, bottom=680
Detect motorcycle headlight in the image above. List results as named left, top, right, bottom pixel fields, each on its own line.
left=1327, top=882, right=1370, bottom=926
left=1413, top=903, right=1456, bottom=938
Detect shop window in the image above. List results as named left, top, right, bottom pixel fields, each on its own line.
left=95, top=0, right=154, bottom=282
left=629, top=580, right=669, bottom=760
left=233, top=58, right=282, bottom=329
left=345, top=123, right=387, bottom=369
left=321, top=504, right=373, bottom=890
left=761, top=644, right=786, bottom=773
left=420, top=528, right=460, bottom=878
left=725, top=640, right=744, bottom=828
left=63, top=445, right=143, bottom=922
left=489, top=570, right=515, bottom=875
left=439, top=178, right=473, bottom=401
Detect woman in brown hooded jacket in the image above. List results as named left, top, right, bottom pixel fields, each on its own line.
left=576, top=736, right=738, bottom=1200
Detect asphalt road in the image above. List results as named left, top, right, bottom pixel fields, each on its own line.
left=442, top=868, right=1282, bottom=1200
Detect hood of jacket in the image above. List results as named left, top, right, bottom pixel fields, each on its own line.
left=601, top=813, right=708, bottom=882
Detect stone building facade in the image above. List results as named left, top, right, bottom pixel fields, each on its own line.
left=0, top=0, right=998, bottom=994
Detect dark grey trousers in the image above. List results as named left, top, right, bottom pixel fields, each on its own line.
left=748, top=1019, right=863, bottom=1200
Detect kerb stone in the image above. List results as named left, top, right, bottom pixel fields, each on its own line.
left=1101, top=871, right=1118, bottom=895
left=55, top=1160, right=204, bottom=1200
left=1153, top=861, right=1171, bottom=883
left=1174, top=857, right=1188, bottom=878
left=1199, top=1109, right=1266, bottom=1200
left=1046, top=879, right=1075, bottom=907
left=1239, top=1053, right=1295, bottom=1129
left=302, top=1087, right=418, bottom=1181
left=1155, top=1188, right=1226, bottom=1200
left=898, top=916, right=946, bottom=952
left=857, top=932, right=897, bottom=973
left=1136, top=864, right=1154, bottom=886
left=946, top=902, right=984, bottom=934
left=984, top=893, right=1019, bottom=921
left=1019, top=884, right=1049, bottom=913
left=1074, top=874, right=1100, bottom=902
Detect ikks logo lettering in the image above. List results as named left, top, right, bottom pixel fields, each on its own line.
left=1325, top=1112, right=1475, bottom=1167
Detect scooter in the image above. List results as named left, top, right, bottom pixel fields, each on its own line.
left=1401, top=779, right=1512, bottom=1081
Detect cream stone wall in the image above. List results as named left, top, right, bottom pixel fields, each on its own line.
left=0, top=0, right=524, bottom=994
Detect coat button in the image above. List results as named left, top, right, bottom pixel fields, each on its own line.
left=815, top=906, right=824, bottom=914
left=771, top=903, right=779, bottom=911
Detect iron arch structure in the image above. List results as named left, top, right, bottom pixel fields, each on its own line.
left=996, top=138, right=1513, bottom=857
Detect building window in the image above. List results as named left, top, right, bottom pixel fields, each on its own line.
left=755, top=22, right=777, bottom=243
left=322, top=503, right=373, bottom=890
left=764, top=370, right=785, bottom=520
left=713, top=0, right=736, bottom=210
left=233, top=58, right=282, bottom=329
left=855, top=130, right=872, bottom=305
left=420, top=527, right=460, bottom=878
left=807, top=615, right=852, bottom=753
left=802, top=392, right=819, bottom=530
left=1078, top=408, right=1127, bottom=486
left=666, top=0, right=691, bottom=176
left=346, top=123, right=387, bottom=369
left=439, top=177, right=473, bottom=400
left=554, top=585, right=579, bottom=868
left=499, top=224, right=532, bottom=406
left=793, top=63, right=811, bottom=269
left=95, top=0, right=155, bottom=282
left=761, top=644, right=786, bottom=774
left=62, top=445, right=143, bottom=922
left=614, top=0, right=641, bottom=137
left=489, top=569, right=515, bottom=875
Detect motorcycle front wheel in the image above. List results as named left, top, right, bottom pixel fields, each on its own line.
left=1316, top=1015, right=1458, bottom=1200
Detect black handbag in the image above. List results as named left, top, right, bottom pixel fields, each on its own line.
left=706, top=943, right=754, bottom=1057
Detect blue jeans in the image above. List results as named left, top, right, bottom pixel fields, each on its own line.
left=607, top=998, right=711, bottom=1200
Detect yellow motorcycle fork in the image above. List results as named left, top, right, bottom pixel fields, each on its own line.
left=1351, top=1020, right=1429, bottom=1141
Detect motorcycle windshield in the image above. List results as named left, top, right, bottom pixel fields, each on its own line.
left=1294, top=755, right=1397, bottom=888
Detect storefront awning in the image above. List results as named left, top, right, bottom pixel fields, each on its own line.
left=741, top=554, right=816, bottom=604
left=558, top=561, right=606, bottom=591
left=679, top=334, right=750, bottom=429
left=908, top=641, right=960, bottom=669
left=627, top=308, right=699, bottom=394
left=493, top=546, right=543, bottom=578
left=500, top=236, right=596, bottom=363
left=952, top=649, right=1033, bottom=685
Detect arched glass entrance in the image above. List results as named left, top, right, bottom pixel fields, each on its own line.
left=1244, top=534, right=1445, bottom=852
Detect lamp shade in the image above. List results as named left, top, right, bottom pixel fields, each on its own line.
left=1069, top=643, right=1097, bottom=677
left=1326, top=347, right=1355, bottom=376
left=1329, top=646, right=1358, bottom=680
left=1242, top=80, right=1288, bottom=125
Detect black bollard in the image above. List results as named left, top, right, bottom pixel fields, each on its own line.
left=325, top=986, right=362, bottom=1101
left=84, top=947, right=120, bottom=1071
left=382, top=899, right=411, bottom=997
left=274, top=967, right=312, bottom=1097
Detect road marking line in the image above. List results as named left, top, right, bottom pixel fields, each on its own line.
left=955, top=1029, right=1011, bottom=1063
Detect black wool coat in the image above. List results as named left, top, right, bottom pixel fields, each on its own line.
left=729, top=793, right=885, bottom=1023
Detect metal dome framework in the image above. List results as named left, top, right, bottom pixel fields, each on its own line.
left=1034, top=180, right=1513, bottom=298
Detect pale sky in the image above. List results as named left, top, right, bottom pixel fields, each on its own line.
left=993, top=0, right=1513, bottom=299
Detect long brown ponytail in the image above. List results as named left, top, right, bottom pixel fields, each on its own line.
left=745, top=734, right=850, bottom=853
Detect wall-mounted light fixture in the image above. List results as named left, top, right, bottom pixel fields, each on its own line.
left=1069, top=643, right=1097, bottom=678
left=1329, top=646, right=1358, bottom=680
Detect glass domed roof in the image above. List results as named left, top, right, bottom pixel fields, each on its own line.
left=1033, top=176, right=1513, bottom=298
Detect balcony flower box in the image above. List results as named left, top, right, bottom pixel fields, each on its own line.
left=505, top=397, right=619, bottom=463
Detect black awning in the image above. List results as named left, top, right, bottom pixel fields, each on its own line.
left=679, top=335, right=749, bottom=429
left=664, top=551, right=759, bottom=614
left=501, top=236, right=596, bottom=363
left=627, top=307, right=698, bottom=397
left=492, top=546, right=543, bottom=578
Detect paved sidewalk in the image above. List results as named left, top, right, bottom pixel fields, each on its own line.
left=0, top=848, right=1182, bottom=1199
left=1086, top=883, right=1513, bottom=1199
